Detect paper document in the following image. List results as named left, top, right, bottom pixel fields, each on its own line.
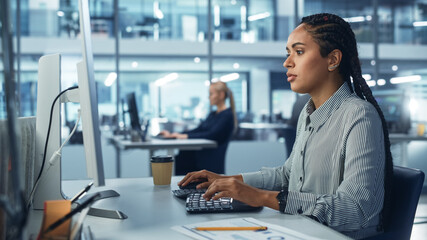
left=172, top=217, right=326, bottom=240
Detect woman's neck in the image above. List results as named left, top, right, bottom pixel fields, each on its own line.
left=310, top=77, right=344, bottom=109
left=216, top=102, right=227, bottom=113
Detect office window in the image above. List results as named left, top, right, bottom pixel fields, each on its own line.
left=213, top=0, right=275, bottom=42
left=119, top=0, right=208, bottom=41
left=118, top=0, right=275, bottom=42
left=379, top=0, right=427, bottom=44
left=303, top=0, right=374, bottom=43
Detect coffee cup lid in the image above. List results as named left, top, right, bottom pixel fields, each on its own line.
left=151, top=155, right=174, bottom=163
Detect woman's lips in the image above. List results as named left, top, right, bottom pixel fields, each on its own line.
left=287, top=74, right=296, bottom=82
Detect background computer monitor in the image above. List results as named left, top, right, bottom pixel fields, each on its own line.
left=126, top=92, right=149, bottom=141
left=374, top=90, right=411, bottom=133
left=126, top=92, right=142, bottom=131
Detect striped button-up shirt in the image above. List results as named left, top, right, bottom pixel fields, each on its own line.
left=242, top=83, right=385, bottom=239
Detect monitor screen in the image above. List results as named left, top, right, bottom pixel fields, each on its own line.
left=126, top=92, right=142, bottom=131
left=77, top=0, right=105, bottom=186
left=374, top=90, right=411, bottom=133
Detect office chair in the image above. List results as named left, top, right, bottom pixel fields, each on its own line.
left=365, top=166, right=425, bottom=240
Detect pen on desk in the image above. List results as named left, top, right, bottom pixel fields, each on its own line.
left=194, top=226, right=268, bottom=231
left=71, top=182, right=94, bottom=203
left=44, top=193, right=100, bottom=234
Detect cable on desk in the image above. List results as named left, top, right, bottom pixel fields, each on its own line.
left=26, top=86, right=79, bottom=209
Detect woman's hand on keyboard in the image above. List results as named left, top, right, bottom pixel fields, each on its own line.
left=203, top=178, right=278, bottom=209
left=178, top=170, right=227, bottom=190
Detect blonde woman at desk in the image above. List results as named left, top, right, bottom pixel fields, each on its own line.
left=160, top=81, right=237, bottom=175
left=178, top=13, right=393, bottom=240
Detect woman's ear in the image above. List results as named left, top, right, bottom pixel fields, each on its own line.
left=219, top=90, right=226, bottom=101
left=327, top=49, right=342, bottom=71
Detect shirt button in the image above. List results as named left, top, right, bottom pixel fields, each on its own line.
left=300, top=151, right=304, bottom=156
left=297, top=207, right=303, bottom=214
left=299, top=177, right=303, bottom=182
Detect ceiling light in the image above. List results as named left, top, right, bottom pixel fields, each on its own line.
left=362, top=74, right=371, bottom=81
left=392, top=65, right=398, bottom=71
left=390, top=75, right=421, bottom=84
left=104, top=72, right=117, bottom=87
left=370, top=60, right=376, bottom=66
left=194, top=57, right=201, bottom=63
left=248, top=12, right=271, bottom=22
left=343, top=16, right=366, bottom=23
left=413, top=21, right=427, bottom=27
left=131, top=61, right=138, bottom=68
left=233, top=63, right=240, bottom=69
left=155, top=73, right=179, bottom=86
left=367, top=80, right=376, bottom=87
left=231, top=0, right=237, bottom=5
left=377, top=79, right=386, bottom=86
left=57, top=11, right=65, bottom=17
left=220, top=73, right=240, bottom=82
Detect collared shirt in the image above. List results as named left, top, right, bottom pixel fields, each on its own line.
left=242, top=83, right=385, bottom=239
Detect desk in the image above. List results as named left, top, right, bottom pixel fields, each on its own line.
left=109, top=136, right=217, bottom=177
left=389, top=134, right=427, bottom=166
left=239, top=122, right=293, bottom=129
left=27, top=177, right=350, bottom=240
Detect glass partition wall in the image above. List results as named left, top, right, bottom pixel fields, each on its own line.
left=8, top=0, right=427, bottom=136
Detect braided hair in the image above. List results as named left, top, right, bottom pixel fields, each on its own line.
left=300, top=13, right=393, bottom=231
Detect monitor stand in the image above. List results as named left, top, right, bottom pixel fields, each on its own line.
left=74, top=190, right=127, bottom=219
left=33, top=54, right=126, bottom=220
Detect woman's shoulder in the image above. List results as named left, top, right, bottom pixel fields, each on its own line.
left=340, top=94, right=381, bottom=120
left=216, top=108, right=233, bottom=116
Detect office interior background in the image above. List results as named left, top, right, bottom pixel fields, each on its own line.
left=1, top=0, right=427, bottom=186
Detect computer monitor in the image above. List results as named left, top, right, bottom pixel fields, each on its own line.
left=374, top=90, right=411, bottom=133
left=126, top=92, right=142, bottom=131
left=126, top=92, right=149, bottom=141
left=33, top=0, right=126, bottom=219
left=77, top=0, right=105, bottom=187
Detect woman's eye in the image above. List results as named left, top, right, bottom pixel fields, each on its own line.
left=296, top=50, right=303, bottom=55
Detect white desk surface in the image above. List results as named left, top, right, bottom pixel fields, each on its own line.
left=109, top=136, right=217, bottom=150
left=27, top=177, right=350, bottom=240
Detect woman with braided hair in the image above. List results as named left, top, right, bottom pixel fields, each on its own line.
left=177, top=13, right=392, bottom=239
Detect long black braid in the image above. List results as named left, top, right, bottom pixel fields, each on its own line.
left=300, top=13, right=393, bottom=231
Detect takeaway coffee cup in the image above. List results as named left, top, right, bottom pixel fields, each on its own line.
left=151, top=155, right=174, bottom=185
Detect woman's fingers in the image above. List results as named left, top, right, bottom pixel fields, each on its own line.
left=178, top=171, right=198, bottom=186
left=178, top=170, right=210, bottom=187
left=197, top=182, right=211, bottom=189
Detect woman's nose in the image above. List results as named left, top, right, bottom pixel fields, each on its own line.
left=283, top=56, right=293, bottom=69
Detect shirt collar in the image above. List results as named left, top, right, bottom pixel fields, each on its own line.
left=305, top=83, right=353, bottom=130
